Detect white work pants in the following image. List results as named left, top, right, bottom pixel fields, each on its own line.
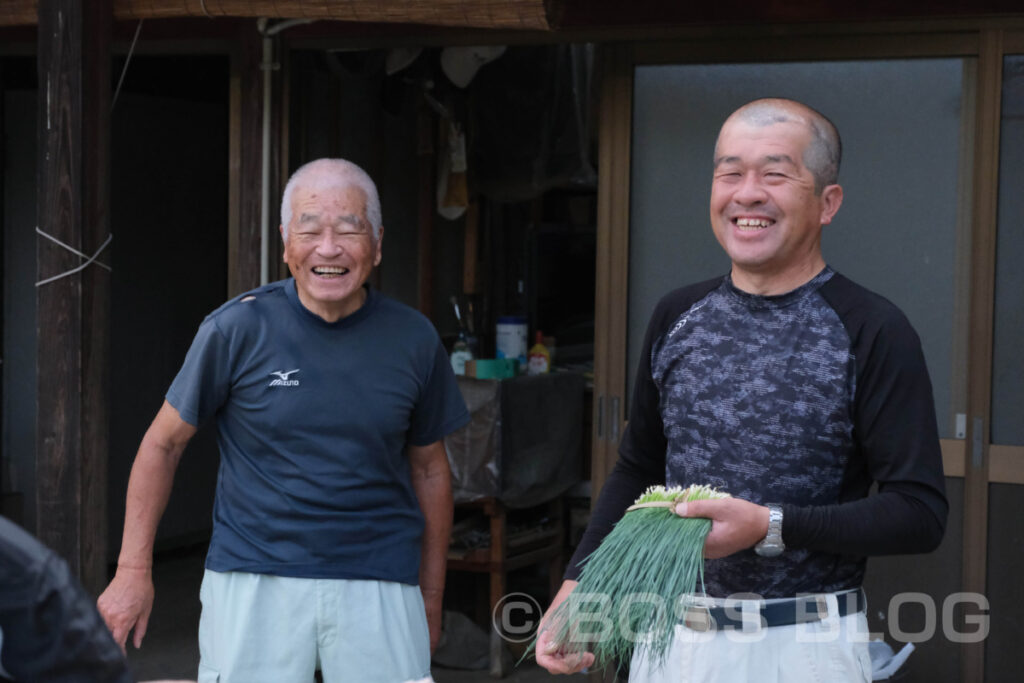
left=629, top=592, right=872, bottom=683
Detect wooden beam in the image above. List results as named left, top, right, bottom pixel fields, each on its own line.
left=35, top=0, right=111, bottom=594
left=8, top=0, right=1024, bottom=31
left=556, top=0, right=1023, bottom=29
left=634, top=31, right=979, bottom=64
left=2, top=0, right=559, bottom=29
left=989, top=446, right=1024, bottom=485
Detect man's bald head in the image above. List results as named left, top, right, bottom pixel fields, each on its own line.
left=718, top=98, right=842, bottom=194
left=280, top=158, right=382, bottom=242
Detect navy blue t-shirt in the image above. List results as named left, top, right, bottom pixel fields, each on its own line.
left=167, top=280, right=469, bottom=585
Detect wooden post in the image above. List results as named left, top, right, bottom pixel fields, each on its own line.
left=487, top=498, right=508, bottom=678
left=962, top=28, right=1003, bottom=683
left=416, top=98, right=434, bottom=316
left=229, top=23, right=263, bottom=296
left=36, top=0, right=111, bottom=594
left=274, top=35, right=290, bottom=281
left=591, top=44, right=633, bottom=504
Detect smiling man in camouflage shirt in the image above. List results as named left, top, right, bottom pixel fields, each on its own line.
left=537, top=98, right=947, bottom=683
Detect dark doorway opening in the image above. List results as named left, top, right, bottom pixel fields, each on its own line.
left=108, top=54, right=229, bottom=556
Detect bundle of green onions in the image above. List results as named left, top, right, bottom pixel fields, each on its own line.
left=532, top=484, right=730, bottom=672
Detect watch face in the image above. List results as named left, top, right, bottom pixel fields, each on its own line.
left=755, top=542, right=784, bottom=558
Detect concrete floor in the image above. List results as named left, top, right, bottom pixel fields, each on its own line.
left=125, top=545, right=560, bottom=683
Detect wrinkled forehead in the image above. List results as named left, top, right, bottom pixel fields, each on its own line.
left=290, top=181, right=368, bottom=218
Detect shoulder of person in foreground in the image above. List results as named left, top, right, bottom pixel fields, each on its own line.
left=0, top=516, right=134, bottom=683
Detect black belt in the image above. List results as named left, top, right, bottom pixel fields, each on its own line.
left=681, top=588, right=865, bottom=632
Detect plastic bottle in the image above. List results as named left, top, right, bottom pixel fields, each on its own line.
left=496, top=315, right=527, bottom=368
left=450, top=331, right=474, bottom=376
left=527, top=331, right=551, bottom=375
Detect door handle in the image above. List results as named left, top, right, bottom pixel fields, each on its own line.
left=609, top=396, right=620, bottom=444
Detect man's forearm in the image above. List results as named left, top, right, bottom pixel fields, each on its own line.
left=782, top=483, right=947, bottom=557
left=410, top=442, right=452, bottom=653
left=116, top=402, right=194, bottom=568
left=99, top=401, right=194, bottom=649
left=412, top=457, right=453, bottom=595
left=117, top=439, right=182, bottom=568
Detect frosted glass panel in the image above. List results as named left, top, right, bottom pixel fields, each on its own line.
left=992, top=55, right=1024, bottom=446
left=629, top=60, right=967, bottom=438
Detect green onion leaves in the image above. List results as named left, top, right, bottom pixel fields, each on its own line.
left=530, top=484, right=730, bottom=673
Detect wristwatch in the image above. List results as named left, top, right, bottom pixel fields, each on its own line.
left=754, top=504, right=785, bottom=557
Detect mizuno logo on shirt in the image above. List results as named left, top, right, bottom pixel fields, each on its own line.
left=269, top=369, right=300, bottom=387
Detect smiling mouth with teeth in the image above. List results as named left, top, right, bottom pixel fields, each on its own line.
left=312, top=266, right=349, bottom=278
left=734, top=217, right=775, bottom=231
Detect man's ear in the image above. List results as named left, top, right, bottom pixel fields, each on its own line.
left=374, top=226, right=384, bottom=267
left=279, top=225, right=288, bottom=261
left=819, top=184, right=843, bottom=225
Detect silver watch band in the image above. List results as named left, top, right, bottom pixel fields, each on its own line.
left=754, top=503, right=785, bottom=557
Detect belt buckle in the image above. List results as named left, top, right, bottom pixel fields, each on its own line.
left=679, top=598, right=720, bottom=634
left=683, top=605, right=715, bottom=632
left=797, top=594, right=829, bottom=624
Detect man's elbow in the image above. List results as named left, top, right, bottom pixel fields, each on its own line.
left=409, top=443, right=451, bottom=482
left=883, top=484, right=948, bottom=554
left=138, top=432, right=187, bottom=469
left=913, top=502, right=948, bottom=553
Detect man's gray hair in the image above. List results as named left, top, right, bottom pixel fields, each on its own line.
left=280, top=158, right=382, bottom=241
left=728, top=99, right=842, bottom=194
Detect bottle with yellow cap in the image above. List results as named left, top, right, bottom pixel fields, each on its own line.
left=527, top=331, right=551, bottom=375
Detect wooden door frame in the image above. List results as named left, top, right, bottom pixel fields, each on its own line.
left=590, top=43, right=633, bottom=497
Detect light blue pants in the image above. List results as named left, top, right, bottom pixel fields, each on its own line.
left=197, top=570, right=431, bottom=683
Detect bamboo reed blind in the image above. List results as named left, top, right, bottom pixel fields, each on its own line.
left=0, top=0, right=556, bottom=29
